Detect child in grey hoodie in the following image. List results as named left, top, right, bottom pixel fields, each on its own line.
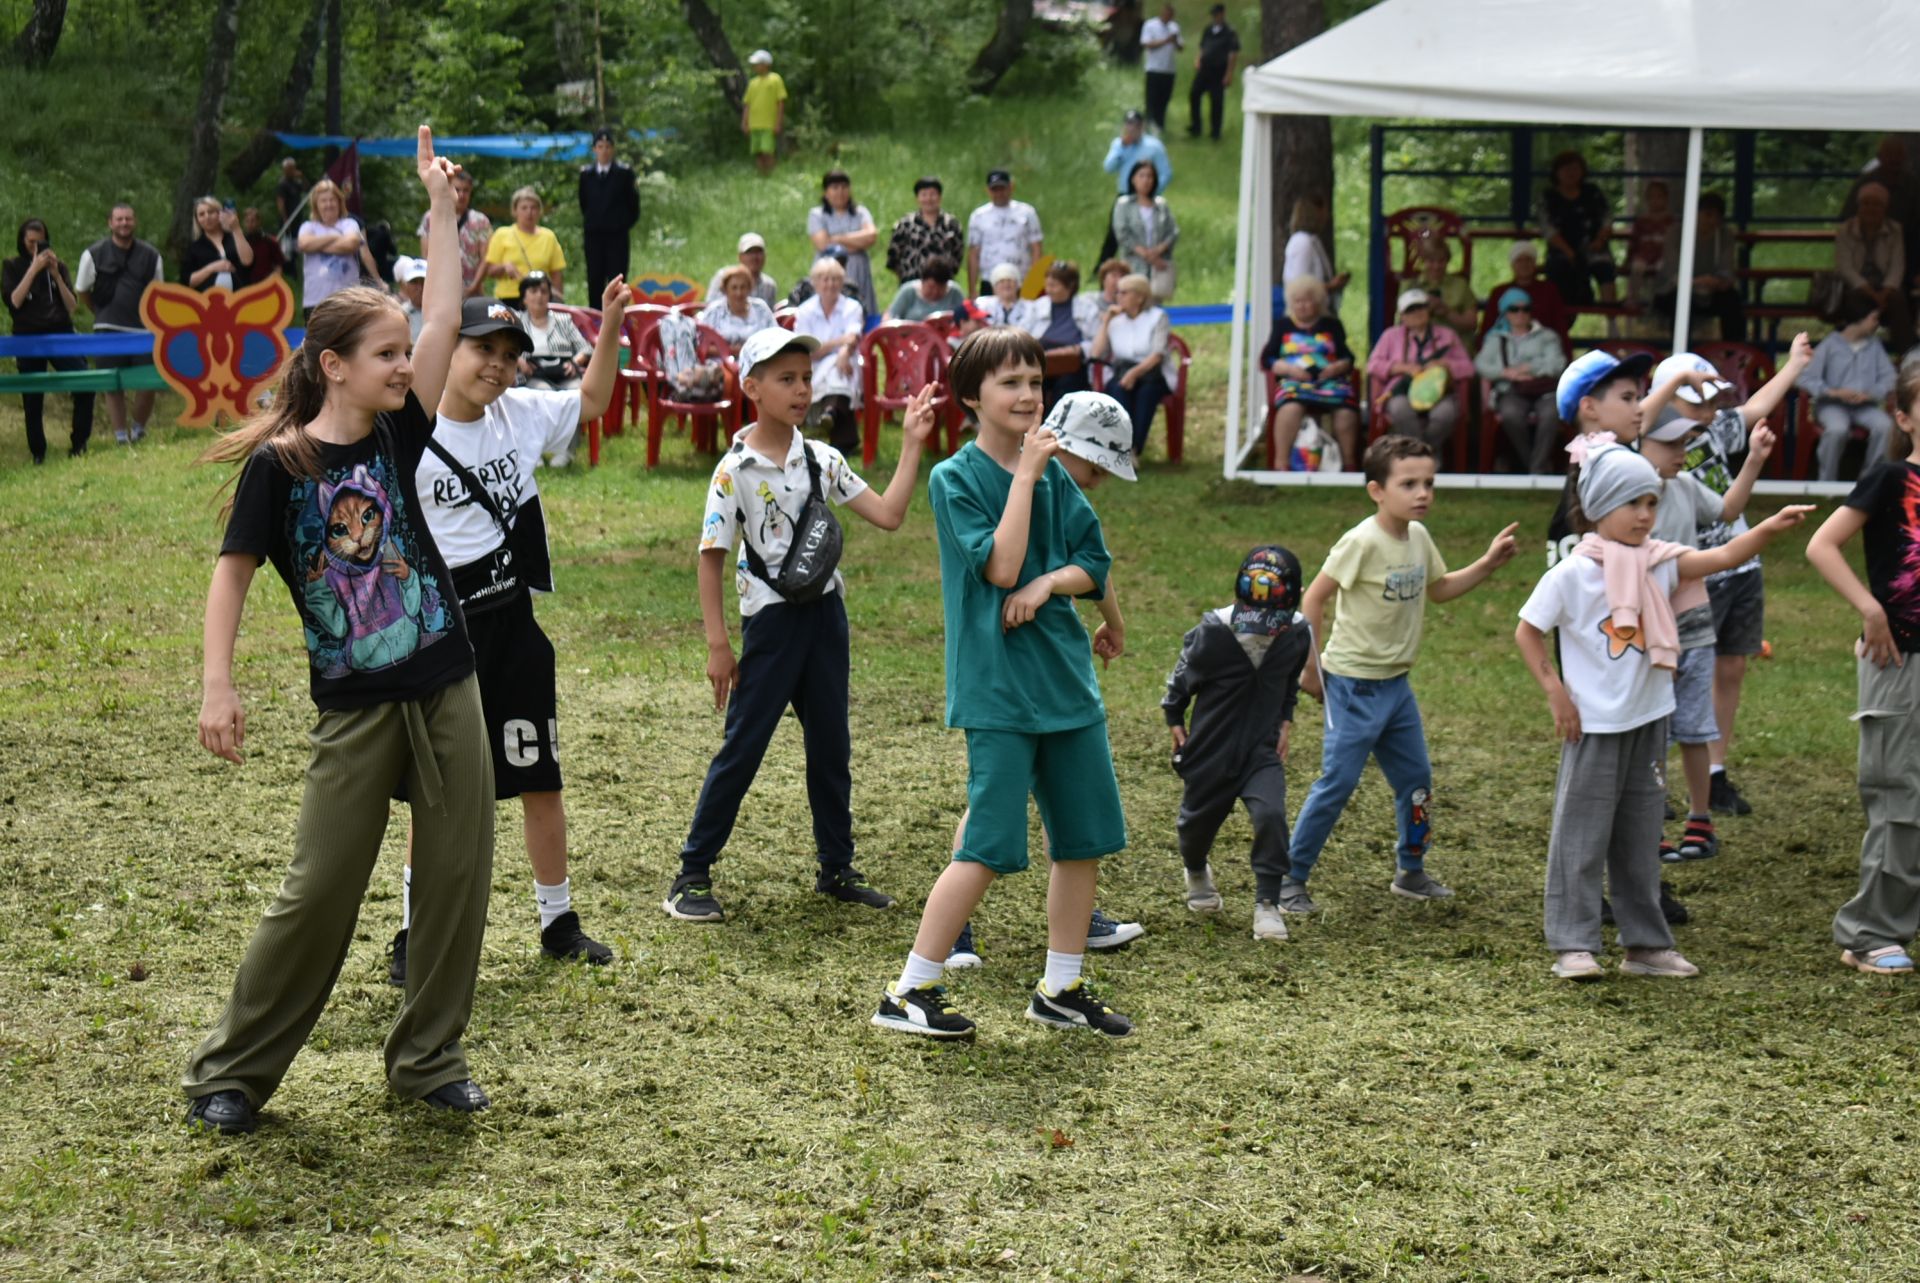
left=1163, top=545, right=1314, bottom=943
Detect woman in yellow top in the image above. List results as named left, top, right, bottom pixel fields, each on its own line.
left=484, top=186, right=566, bottom=302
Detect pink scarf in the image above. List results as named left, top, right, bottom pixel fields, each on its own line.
left=1572, top=534, right=1705, bottom=671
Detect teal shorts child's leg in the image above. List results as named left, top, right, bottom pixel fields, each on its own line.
left=1287, top=673, right=1381, bottom=882
left=1032, top=720, right=1127, bottom=861
left=957, top=730, right=1041, bottom=875
left=1370, top=677, right=1435, bottom=872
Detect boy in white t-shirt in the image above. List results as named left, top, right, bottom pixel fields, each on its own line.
left=387, top=281, right=633, bottom=983
left=1515, top=442, right=1809, bottom=981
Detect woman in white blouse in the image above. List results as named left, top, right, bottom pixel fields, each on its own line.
left=515, top=272, right=590, bottom=391
left=1282, top=196, right=1349, bottom=310
left=699, top=264, right=779, bottom=354
left=1090, top=273, right=1171, bottom=454
left=792, top=257, right=864, bottom=454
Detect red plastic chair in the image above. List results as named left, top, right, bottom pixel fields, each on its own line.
left=1089, top=331, right=1192, bottom=463
left=773, top=308, right=797, bottom=331
left=859, top=322, right=948, bottom=467
left=1789, top=388, right=1888, bottom=480
left=640, top=322, right=740, bottom=468
left=1694, top=340, right=1773, bottom=403
left=610, top=305, right=673, bottom=438
left=1386, top=206, right=1472, bottom=281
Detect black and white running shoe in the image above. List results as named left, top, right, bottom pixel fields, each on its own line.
left=871, top=981, right=976, bottom=1039
left=1025, top=978, right=1133, bottom=1037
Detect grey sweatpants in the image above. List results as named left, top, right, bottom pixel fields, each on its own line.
left=1177, top=756, right=1290, bottom=902
left=1543, top=716, right=1674, bottom=953
left=1385, top=393, right=1459, bottom=448
left=184, top=674, right=496, bottom=1107
left=1833, top=656, right=1920, bottom=954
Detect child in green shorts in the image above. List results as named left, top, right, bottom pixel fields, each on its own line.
left=873, top=331, right=1133, bottom=1040
left=742, top=50, right=786, bottom=175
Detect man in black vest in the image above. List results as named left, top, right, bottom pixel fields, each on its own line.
left=577, top=129, right=639, bottom=303
left=75, top=203, right=164, bottom=445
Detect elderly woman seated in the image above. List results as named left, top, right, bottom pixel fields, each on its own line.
left=1260, top=274, right=1359, bottom=469
left=1020, top=259, right=1103, bottom=410
left=516, top=272, right=591, bottom=391
left=885, top=254, right=966, bottom=322
left=1364, top=287, right=1474, bottom=450
left=1090, top=273, right=1171, bottom=454
left=973, top=261, right=1031, bottom=327
left=699, top=263, right=779, bottom=353
left=1473, top=287, right=1567, bottom=473
left=792, top=256, right=865, bottom=454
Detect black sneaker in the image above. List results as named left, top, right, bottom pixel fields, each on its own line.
left=422, top=1079, right=491, bottom=1112
left=386, top=928, right=408, bottom=987
left=1026, top=978, right=1133, bottom=1037
left=662, top=874, right=725, bottom=922
left=871, top=981, right=976, bottom=1039
left=186, top=1089, right=257, bottom=1135
left=540, top=910, right=613, bottom=964
left=1660, top=881, right=1690, bottom=926
left=816, top=866, right=895, bottom=909
left=1709, top=773, right=1753, bottom=816
left=947, top=920, right=983, bottom=969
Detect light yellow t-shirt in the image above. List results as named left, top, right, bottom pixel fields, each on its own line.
left=744, top=72, right=788, bottom=131
left=1318, top=516, right=1448, bottom=680
left=484, top=224, right=567, bottom=300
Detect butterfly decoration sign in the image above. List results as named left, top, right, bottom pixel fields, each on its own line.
left=138, top=275, right=296, bottom=427
left=627, top=272, right=703, bottom=306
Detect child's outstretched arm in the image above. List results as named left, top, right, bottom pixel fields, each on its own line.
left=1737, top=332, right=1813, bottom=429
left=1676, top=504, right=1816, bottom=579
left=1515, top=619, right=1581, bottom=743
left=1429, top=522, right=1519, bottom=602
left=198, top=553, right=258, bottom=764
left=844, top=384, right=935, bottom=531
left=576, top=275, right=631, bottom=425
left=696, top=550, right=738, bottom=711
left=984, top=422, right=1059, bottom=588
left=410, top=126, right=465, bottom=414
left=1807, top=506, right=1901, bottom=667
left=1719, top=423, right=1777, bottom=524
left=1299, top=572, right=1337, bottom=699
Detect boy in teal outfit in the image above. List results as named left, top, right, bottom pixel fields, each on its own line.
left=872, top=329, right=1132, bottom=1040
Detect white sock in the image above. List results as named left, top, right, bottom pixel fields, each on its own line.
left=402, top=865, right=413, bottom=930
left=894, top=950, right=944, bottom=994
left=1710, top=764, right=1726, bottom=776
left=1042, top=950, right=1084, bottom=996
left=534, top=878, right=571, bottom=930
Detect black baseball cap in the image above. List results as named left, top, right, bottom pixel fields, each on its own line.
left=1123, top=109, right=1144, bottom=125
left=591, top=127, right=614, bottom=144
left=985, top=168, right=1012, bottom=187
left=458, top=297, right=532, bottom=353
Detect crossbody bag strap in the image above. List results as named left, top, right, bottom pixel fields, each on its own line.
left=426, top=436, right=511, bottom=537
left=734, top=441, right=824, bottom=584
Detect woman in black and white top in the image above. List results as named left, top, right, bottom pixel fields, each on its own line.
left=515, top=272, right=591, bottom=391
left=184, top=196, right=255, bottom=292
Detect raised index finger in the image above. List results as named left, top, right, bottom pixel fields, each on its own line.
left=417, top=124, right=435, bottom=171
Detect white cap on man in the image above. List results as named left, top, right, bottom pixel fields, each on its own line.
left=737, top=232, right=767, bottom=254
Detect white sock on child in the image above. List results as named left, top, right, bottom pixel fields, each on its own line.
left=1042, top=950, right=1084, bottom=995
left=534, top=878, right=571, bottom=930
left=894, top=951, right=945, bottom=993
left=402, top=865, right=413, bottom=929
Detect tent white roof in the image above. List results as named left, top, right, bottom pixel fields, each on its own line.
left=1241, top=0, right=1920, bottom=131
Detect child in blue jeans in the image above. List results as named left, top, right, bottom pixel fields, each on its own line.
left=1285, top=436, right=1519, bottom=913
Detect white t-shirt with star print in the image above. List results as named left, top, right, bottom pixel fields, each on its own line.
left=1519, top=554, right=1677, bottom=734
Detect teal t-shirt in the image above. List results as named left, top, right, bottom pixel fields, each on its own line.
left=929, top=441, right=1112, bottom=733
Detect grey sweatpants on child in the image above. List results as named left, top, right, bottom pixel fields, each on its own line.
left=1177, top=756, right=1290, bottom=902
left=183, top=674, right=496, bottom=1107
left=1544, top=716, right=1674, bottom=954
left=1833, top=657, right=1920, bottom=954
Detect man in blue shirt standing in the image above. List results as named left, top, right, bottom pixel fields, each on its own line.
left=1098, top=110, right=1172, bottom=264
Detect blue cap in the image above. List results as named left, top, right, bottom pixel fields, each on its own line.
left=1497, top=287, right=1532, bottom=313
left=1555, top=348, right=1654, bottom=422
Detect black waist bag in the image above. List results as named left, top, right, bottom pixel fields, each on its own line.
left=740, top=440, right=843, bottom=604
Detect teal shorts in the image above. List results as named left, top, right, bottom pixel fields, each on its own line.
left=957, top=722, right=1127, bottom=875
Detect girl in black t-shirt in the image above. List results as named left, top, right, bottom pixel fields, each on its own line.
left=181, top=128, right=499, bottom=1136
left=1808, top=359, right=1920, bottom=976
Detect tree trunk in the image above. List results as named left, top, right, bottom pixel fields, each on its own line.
left=967, top=0, right=1033, bottom=95
left=680, top=0, right=744, bottom=119
left=168, top=0, right=243, bottom=263
left=9, top=0, right=68, bottom=66
left=1104, top=2, right=1144, bottom=65
left=224, top=0, right=326, bottom=190
left=552, top=0, right=588, bottom=82
left=324, top=0, right=343, bottom=134
left=1623, top=130, right=1687, bottom=219
left=1262, top=0, right=1333, bottom=281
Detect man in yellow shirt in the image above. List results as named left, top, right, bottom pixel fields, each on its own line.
left=742, top=49, right=787, bottom=175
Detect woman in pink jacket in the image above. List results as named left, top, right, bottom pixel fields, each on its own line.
left=1366, top=287, right=1475, bottom=449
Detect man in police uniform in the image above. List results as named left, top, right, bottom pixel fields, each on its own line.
left=577, top=128, right=639, bottom=303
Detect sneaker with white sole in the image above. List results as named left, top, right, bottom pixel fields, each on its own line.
left=1185, top=864, right=1222, bottom=913
left=1277, top=875, right=1318, bottom=915
left=661, top=874, right=725, bottom=922
left=1552, top=950, right=1604, bottom=980
left=1252, top=900, right=1289, bottom=942
left=1084, top=908, right=1144, bottom=949
left=871, top=980, right=975, bottom=1039
left=946, top=921, right=983, bottom=970
left=1620, top=948, right=1699, bottom=978
left=1391, top=868, right=1454, bottom=900
left=1025, top=978, right=1133, bottom=1036
left=1841, top=945, right=1916, bottom=974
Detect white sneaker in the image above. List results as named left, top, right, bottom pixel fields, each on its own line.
left=1621, top=948, right=1699, bottom=978
left=1551, top=950, right=1604, bottom=980
left=129, top=422, right=147, bottom=441
left=546, top=449, right=571, bottom=468
left=114, top=429, right=130, bottom=445
left=1185, top=863, right=1222, bottom=913
left=1252, top=900, right=1289, bottom=942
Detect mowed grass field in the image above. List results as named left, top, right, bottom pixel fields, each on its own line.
left=1, top=328, right=1917, bottom=1283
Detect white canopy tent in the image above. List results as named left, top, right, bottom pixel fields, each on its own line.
left=1226, top=0, right=1920, bottom=491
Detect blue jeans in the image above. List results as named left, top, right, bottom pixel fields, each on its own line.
left=1288, top=673, right=1433, bottom=882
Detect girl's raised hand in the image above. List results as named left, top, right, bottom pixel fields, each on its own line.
left=416, top=125, right=461, bottom=200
